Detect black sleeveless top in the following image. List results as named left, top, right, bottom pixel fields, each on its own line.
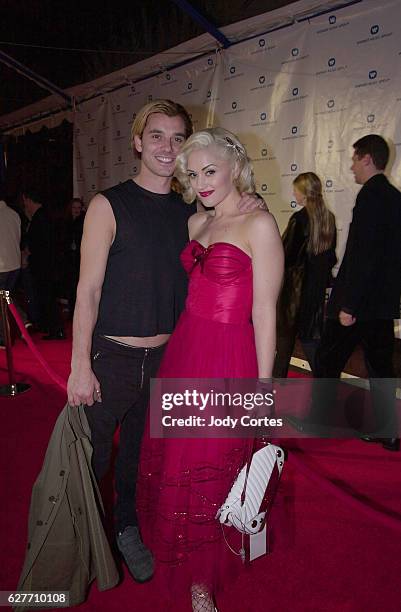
left=94, top=180, right=196, bottom=337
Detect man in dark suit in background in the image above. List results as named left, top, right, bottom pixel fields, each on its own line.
left=23, top=189, right=64, bottom=340
left=316, top=134, right=401, bottom=450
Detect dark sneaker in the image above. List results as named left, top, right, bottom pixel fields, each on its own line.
left=116, top=526, right=154, bottom=582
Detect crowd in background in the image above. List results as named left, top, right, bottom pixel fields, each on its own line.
left=0, top=186, right=85, bottom=344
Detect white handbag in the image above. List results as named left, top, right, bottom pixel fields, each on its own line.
left=216, top=443, right=285, bottom=562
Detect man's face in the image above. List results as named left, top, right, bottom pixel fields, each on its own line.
left=71, top=200, right=82, bottom=219
left=134, top=113, right=187, bottom=179
left=350, top=151, right=368, bottom=185
left=22, top=195, right=33, bottom=219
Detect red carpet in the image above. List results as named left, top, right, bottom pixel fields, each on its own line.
left=1, top=330, right=401, bottom=611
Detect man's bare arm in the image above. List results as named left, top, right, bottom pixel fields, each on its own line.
left=67, top=194, right=115, bottom=406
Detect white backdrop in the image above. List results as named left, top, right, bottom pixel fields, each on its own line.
left=74, top=0, right=401, bottom=322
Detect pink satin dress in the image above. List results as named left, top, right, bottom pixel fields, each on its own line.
left=138, top=240, right=258, bottom=599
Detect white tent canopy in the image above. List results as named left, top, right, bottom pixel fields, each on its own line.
left=0, top=0, right=359, bottom=135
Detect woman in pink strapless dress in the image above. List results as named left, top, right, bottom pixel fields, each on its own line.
left=138, top=128, right=284, bottom=611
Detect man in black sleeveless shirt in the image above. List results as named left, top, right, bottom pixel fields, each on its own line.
left=67, top=100, right=263, bottom=584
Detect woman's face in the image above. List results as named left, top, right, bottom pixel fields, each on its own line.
left=186, top=145, right=237, bottom=207
left=71, top=200, right=82, bottom=219
left=293, top=186, right=306, bottom=206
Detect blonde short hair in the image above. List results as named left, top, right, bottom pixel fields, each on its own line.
left=174, top=127, right=255, bottom=204
left=131, top=99, right=193, bottom=154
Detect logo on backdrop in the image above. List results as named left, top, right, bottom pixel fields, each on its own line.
left=316, top=13, right=350, bottom=34
left=316, top=56, right=347, bottom=76
left=114, top=155, right=125, bottom=166
left=251, top=38, right=276, bottom=54
left=224, top=100, right=245, bottom=115
left=357, top=23, right=392, bottom=45
left=251, top=146, right=276, bottom=161
left=128, top=85, right=140, bottom=97
left=250, top=74, right=274, bottom=91
left=86, top=159, right=98, bottom=170
left=314, top=97, right=347, bottom=116
left=290, top=200, right=297, bottom=209
left=203, top=56, right=215, bottom=72
left=282, top=47, right=309, bottom=65
left=161, top=72, right=178, bottom=86
left=112, top=103, right=125, bottom=115
left=324, top=179, right=345, bottom=194
left=282, top=125, right=307, bottom=141
left=315, top=139, right=346, bottom=156
left=281, top=163, right=298, bottom=178
left=251, top=111, right=276, bottom=127
left=180, top=81, right=199, bottom=96
left=355, top=69, right=390, bottom=89
left=203, top=91, right=220, bottom=105
left=113, top=129, right=125, bottom=141
left=259, top=183, right=276, bottom=196
left=224, top=65, right=244, bottom=80
left=282, top=86, right=308, bottom=104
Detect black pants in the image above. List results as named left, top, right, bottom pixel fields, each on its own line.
left=274, top=331, right=319, bottom=377
left=34, top=275, right=63, bottom=335
left=312, top=319, right=397, bottom=435
left=85, top=335, right=165, bottom=533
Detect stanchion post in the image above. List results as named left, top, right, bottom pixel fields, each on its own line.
left=0, top=290, right=31, bottom=397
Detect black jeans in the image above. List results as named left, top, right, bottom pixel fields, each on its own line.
left=85, top=335, right=166, bottom=533
left=274, top=331, right=319, bottom=377
left=312, top=319, right=397, bottom=435
left=34, top=276, right=63, bottom=335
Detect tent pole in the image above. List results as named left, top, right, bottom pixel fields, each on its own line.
left=0, top=49, right=72, bottom=106
left=170, top=0, right=231, bottom=48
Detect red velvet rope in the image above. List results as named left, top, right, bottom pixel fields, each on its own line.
left=7, top=302, right=67, bottom=393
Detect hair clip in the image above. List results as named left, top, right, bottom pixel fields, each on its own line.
left=225, top=136, right=243, bottom=156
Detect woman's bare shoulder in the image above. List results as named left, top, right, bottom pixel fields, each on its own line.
left=188, top=210, right=211, bottom=237
left=245, top=209, right=279, bottom=237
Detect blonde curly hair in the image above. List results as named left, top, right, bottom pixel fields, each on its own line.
left=174, top=127, right=255, bottom=204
